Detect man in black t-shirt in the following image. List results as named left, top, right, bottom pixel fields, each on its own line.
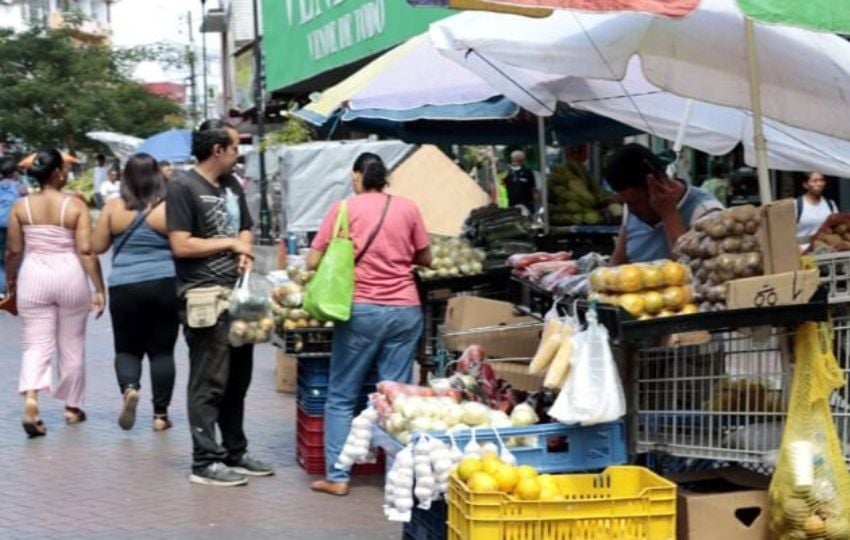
left=504, top=150, right=539, bottom=214
left=166, top=120, right=274, bottom=487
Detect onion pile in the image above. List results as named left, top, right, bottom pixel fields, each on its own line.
left=418, top=236, right=486, bottom=280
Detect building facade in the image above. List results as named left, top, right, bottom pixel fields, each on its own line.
left=0, top=0, right=116, bottom=39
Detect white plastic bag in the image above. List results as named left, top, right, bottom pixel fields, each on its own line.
left=549, top=306, right=625, bottom=425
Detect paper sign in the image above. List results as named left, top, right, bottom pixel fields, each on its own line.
left=725, top=270, right=819, bottom=310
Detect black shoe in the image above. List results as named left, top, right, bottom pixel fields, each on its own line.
left=227, top=453, right=275, bottom=477
left=189, top=463, right=248, bottom=486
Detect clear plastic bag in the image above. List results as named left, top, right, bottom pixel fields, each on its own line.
left=228, top=269, right=272, bottom=322
left=548, top=306, right=625, bottom=425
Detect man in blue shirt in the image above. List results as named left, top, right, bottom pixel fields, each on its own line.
left=608, top=144, right=723, bottom=264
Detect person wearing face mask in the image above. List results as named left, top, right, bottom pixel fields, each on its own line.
left=503, top=150, right=539, bottom=214
left=306, top=153, right=431, bottom=497
left=608, top=143, right=724, bottom=265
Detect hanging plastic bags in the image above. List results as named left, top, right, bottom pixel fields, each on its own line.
left=303, top=201, right=355, bottom=322
left=768, top=322, right=850, bottom=540
left=548, top=305, right=625, bottom=425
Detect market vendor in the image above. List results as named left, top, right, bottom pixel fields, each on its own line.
left=608, top=144, right=723, bottom=264
left=503, top=150, right=539, bottom=214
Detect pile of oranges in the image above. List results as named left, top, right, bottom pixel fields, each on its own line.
left=456, top=454, right=564, bottom=501
left=589, top=261, right=697, bottom=319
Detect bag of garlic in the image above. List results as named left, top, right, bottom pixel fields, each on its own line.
left=768, top=322, right=850, bottom=540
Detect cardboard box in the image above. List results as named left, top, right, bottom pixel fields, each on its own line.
left=759, top=199, right=800, bottom=274
left=725, top=269, right=819, bottom=310
left=442, top=296, right=541, bottom=359
left=387, top=145, right=491, bottom=237
left=672, top=467, right=770, bottom=540
left=490, top=361, right=544, bottom=392
left=276, top=350, right=296, bottom=394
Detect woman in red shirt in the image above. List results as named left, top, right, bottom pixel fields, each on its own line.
left=307, top=153, right=432, bottom=496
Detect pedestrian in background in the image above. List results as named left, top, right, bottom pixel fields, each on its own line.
left=92, top=153, right=178, bottom=432
left=796, top=171, right=838, bottom=250
left=4, top=147, right=105, bottom=437
left=0, top=158, right=27, bottom=296
left=307, top=153, right=431, bottom=497
left=99, top=165, right=122, bottom=202
left=701, top=163, right=730, bottom=207
left=503, top=150, right=539, bottom=214
left=92, top=154, right=108, bottom=209
left=166, top=120, right=273, bottom=487
left=159, top=160, right=174, bottom=182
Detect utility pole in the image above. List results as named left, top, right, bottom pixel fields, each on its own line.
left=253, top=0, right=271, bottom=243
left=186, top=10, right=199, bottom=124
left=200, top=0, right=208, bottom=120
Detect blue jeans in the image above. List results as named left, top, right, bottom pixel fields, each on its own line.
left=324, top=303, right=423, bottom=482
left=0, top=227, right=7, bottom=294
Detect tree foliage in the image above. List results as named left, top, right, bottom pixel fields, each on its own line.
left=0, top=25, right=185, bottom=153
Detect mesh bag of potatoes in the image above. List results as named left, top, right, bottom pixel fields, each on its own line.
left=768, top=322, right=850, bottom=540
left=674, top=205, right=763, bottom=311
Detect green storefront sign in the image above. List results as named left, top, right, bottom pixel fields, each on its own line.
left=262, top=0, right=451, bottom=91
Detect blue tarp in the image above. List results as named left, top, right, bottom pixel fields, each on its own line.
left=137, top=129, right=193, bottom=163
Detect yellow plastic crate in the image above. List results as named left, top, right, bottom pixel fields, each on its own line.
left=446, top=466, right=677, bottom=540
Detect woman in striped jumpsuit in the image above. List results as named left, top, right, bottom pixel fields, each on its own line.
left=4, top=148, right=106, bottom=437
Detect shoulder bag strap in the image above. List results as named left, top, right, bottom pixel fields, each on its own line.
left=796, top=196, right=803, bottom=223
left=112, top=199, right=163, bottom=260
left=355, top=195, right=392, bottom=265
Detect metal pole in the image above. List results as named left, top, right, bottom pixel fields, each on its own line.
left=745, top=18, right=772, bottom=204
left=253, top=0, right=271, bottom=243
left=186, top=11, right=198, bottom=124
left=201, top=0, right=208, bottom=119
left=537, top=115, right=549, bottom=235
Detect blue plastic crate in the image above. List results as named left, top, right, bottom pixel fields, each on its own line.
left=296, top=383, right=372, bottom=415
left=402, top=501, right=446, bottom=540
left=296, top=356, right=378, bottom=387
left=373, top=421, right=627, bottom=474
left=297, top=364, right=378, bottom=387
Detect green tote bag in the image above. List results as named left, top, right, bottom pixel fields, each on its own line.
left=304, top=201, right=355, bottom=322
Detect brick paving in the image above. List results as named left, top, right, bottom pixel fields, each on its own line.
left=0, top=277, right=399, bottom=539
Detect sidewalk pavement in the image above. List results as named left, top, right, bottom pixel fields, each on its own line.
left=0, top=293, right=399, bottom=539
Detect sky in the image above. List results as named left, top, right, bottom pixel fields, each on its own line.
left=110, top=0, right=222, bottom=87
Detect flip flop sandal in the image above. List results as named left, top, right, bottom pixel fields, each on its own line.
left=22, top=419, right=46, bottom=438
left=64, top=407, right=87, bottom=425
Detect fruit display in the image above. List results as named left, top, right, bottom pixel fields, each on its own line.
left=548, top=161, right=623, bottom=227
left=589, top=261, right=696, bottom=318
left=675, top=205, right=764, bottom=311
left=371, top=385, right=538, bottom=446
left=269, top=267, right=333, bottom=330
left=807, top=213, right=850, bottom=254
left=456, top=457, right=565, bottom=501
left=417, top=235, right=487, bottom=280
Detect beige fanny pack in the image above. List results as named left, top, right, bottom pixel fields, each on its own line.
left=185, top=286, right=231, bottom=328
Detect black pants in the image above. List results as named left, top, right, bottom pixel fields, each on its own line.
left=109, top=277, right=179, bottom=415
left=183, top=313, right=254, bottom=471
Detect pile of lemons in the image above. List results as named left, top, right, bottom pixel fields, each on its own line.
left=456, top=453, right=564, bottom=501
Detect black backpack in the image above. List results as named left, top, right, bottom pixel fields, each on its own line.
left=796, top=196, right=838, bottom=223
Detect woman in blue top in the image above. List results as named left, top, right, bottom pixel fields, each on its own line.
left=92, top=153, right=178, bottom=432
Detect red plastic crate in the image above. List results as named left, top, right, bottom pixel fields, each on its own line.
left=297, top=419, right=324, bottom=447
left=296, top=434, right=385, bottom=476
left=296, top=406, right=324, bottom=433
